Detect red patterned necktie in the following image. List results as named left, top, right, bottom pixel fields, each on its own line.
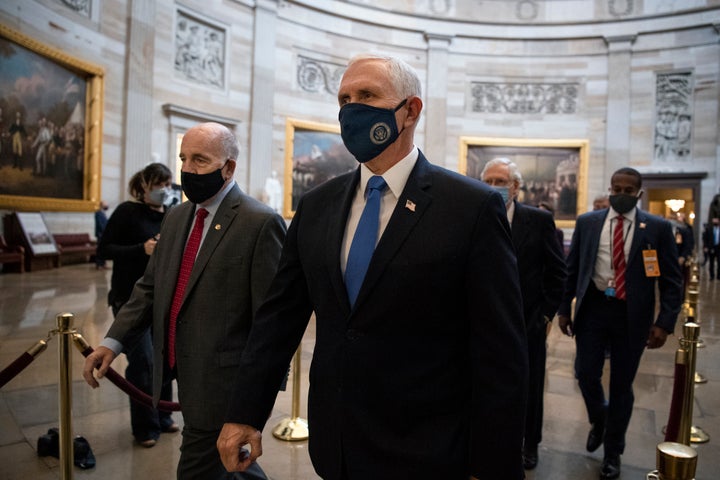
left=167, top=208, right=208, bottom=368
left=612, top=215, right=627, bottom=300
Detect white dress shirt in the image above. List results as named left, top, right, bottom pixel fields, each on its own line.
left=341, top=147, right=419, bottom=274
left=592, top=206, right=636, bottom=292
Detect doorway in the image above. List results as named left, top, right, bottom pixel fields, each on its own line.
left=641, top=172, right=707, bottom=253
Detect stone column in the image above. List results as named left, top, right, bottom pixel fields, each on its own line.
left=424, top=33, right=453, bottom=166
left=603, top=35, right=636, bottom=177
left=715, top=24, right=720, bottom=198
left=247, top=0, right=278, bottom=198
left=123, top=0, right=156, bottom=185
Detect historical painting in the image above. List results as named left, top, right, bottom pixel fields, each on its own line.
left=174, top=8, right=227, bottom=89
left=459, top=137, right=589, bottom=227
left=653, top=71, right=693, bottom=164
left=0, top=24, right=103, bottom=212
left=284, top=118, right=355, bottom=218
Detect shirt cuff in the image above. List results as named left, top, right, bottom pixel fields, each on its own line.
left=101, top=337, right=123, bottom=356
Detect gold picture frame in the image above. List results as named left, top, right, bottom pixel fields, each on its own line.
left=283, top=117, right=355, bottom=218
left=459, top=137, right=589, bottom=228
left=0, top=24, right=104, bottom=212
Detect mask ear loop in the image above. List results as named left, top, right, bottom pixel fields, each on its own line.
left=394, top=98, right=409, bottom=136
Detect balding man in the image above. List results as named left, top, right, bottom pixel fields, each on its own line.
left=83, top=123, right=286, bottom=479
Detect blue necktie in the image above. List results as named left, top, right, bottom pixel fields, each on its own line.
left=345, top=175, right=387, bottom=306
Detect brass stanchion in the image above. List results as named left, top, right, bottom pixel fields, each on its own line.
left=676, top=321, right=709, bottom=445
left=647, top=442, right=698, bottom=480
left=272, top=348, right=309, bottom=441
left=57, top=313, right=76, bottom=479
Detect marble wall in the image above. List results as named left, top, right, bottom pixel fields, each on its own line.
left=0, top=0, right=719, bottom=236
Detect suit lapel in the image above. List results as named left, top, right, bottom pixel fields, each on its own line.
left=587, top=210, right=607, bottom=261
left=327, top=171, right=361, bottom=311
left=352, top=155, right=433, bottom=310
left=182, top=185, right=241, bottom=305
left=510, top=202, right=528, bottom=252
left=628, top=209, right=647, bottom=265
left=159, top=203, right=195, bottom=315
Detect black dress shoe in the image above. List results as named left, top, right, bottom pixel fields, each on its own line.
left=523, top=446, right=538, bottom=470
left=586, top=421, right=605, bottom=452
left=73, top=436, right=96, bottom=469
left=600, top=454, right=621, bottom=479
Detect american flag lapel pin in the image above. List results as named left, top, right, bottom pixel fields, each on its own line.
left=640, top=222, right=646, bottom=229
left=405, top=199, right=416, bottom=212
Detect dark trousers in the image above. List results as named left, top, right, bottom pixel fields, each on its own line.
left=574, top=286, right=645, bottom=457
left=708, top=249, right=719, bottom=279
left=177, top=426, right=268, bottom=480
left=112, top=303, right=174, bottom=442
left=125, top=329, right=175, bottom=441
left=524, top=323, right=548, bottom=449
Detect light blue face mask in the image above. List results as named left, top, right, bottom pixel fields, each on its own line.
left=492, top=186, right=510, bottom=204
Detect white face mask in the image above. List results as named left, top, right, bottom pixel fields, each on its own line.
left=147, top=186, right=170, bottom=206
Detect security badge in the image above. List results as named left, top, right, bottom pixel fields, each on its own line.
left=642, top=249, right=660, bottom=277
left=605, top=279, right=616, bottom=298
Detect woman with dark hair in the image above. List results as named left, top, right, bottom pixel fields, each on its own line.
left=98, top=162, right=178, bottom=447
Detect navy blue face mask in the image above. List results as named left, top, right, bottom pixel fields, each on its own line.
left=338, top=99, right=408, bottom=163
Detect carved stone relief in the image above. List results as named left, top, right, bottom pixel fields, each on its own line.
left=297, top=56, right=346, bottom=95
left=174, top=11, right=226, bottom=89
left=59, top=0, right=91, bottom=17
left=653, top=71, right=693, bottom=163
left=471, top=82, right=578, bottom=114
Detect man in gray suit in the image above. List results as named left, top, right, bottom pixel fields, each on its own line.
left=83, top=122, right=286, bottom=479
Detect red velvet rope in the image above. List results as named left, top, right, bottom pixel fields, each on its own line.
left=78, top=346, right=181, bottom=412
left=0, top=352, right=34, bottom=389
left=664, top=361, right=687, bottom=442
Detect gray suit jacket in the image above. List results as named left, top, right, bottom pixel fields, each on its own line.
left=107, top=184, right=286, bottom=430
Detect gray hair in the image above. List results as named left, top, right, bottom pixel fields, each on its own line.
left=481, top=157, right=523, bottom=185
left=347, top=54, right=422, bottom=99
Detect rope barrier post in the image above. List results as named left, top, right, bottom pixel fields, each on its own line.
left=677, top=321, right=710, bottom=445
left=57, top=313, right=75, bottom=480
left=272, top=347, right=309, bottom=441
left=646, top=442, right=698, bottom=480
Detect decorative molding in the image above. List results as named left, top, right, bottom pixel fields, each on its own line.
left=516, top=0, right=539, bottom=21
left=162, top=104, right=241, bottom=128
left=296, top=55, right=345, bottom=95
left=608, top=0, right=634, bottom=18
left=653, top=71, right=694, bottom=163
left=470, top=82, right=578, bottom=114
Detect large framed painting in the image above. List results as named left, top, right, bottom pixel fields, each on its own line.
left=0, top=24, right=104, bottom=212
left=459, top=137, right=589, bottom=227
left=283, top=118, right=355, bottom=218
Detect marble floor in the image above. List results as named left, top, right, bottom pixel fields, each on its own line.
left=0, top=262, right=719, bottom=479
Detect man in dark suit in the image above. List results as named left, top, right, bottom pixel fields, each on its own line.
left=481, top=158, right=567, bottom=471
left=702, top=216, right=720, bottom=279
left=83, top=122, right=286, bottom=479
left=217, top=54, right=528, bottom=480
left=558, top=167, right=683, bottom=479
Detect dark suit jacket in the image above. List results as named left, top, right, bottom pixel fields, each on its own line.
left=226, top=153, right=528, bottom=480
left=558, top=208, right=683, bottom=344
left=703, top=223, right=720, bottom=252
left=107, top=184, right=286, bottom=430
left=511, top=202, right=567, bottom=335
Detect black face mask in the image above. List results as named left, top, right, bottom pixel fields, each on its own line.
left=181, top=166, right=226, bottom=204
left=609, top=194, right=639, bottom=214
